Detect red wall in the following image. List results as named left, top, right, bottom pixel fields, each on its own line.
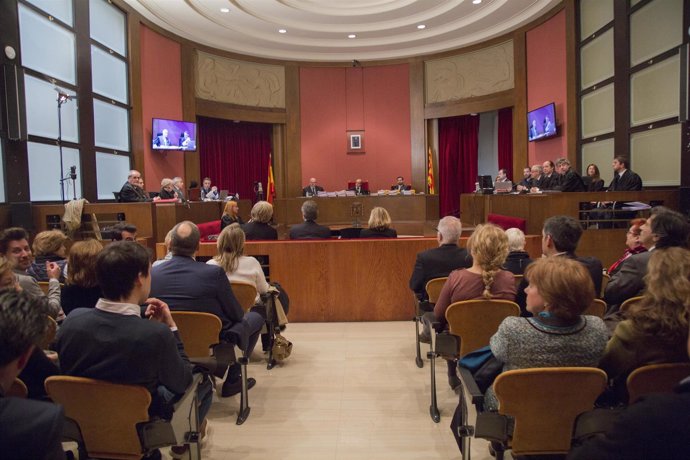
left=526, top=10, right=568, bottom=166
left=299, top=64, right=411, bottom=192
left=140, top=25, right=184, bottom=192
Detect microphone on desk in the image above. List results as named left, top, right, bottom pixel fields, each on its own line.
left=257, top=182, right=263, bottom=193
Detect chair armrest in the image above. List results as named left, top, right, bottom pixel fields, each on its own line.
left=434, top=332, right=460, bottom=358
left=572, top=408, right=624, bottom=443
left=415, top=299, right=434, bottom=314
left=458, top=366, right=485, bottom=408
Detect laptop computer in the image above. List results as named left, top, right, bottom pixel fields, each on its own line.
left=494, top=180, right=513, bottom=192
left=219, top=190, right=229, bottom=201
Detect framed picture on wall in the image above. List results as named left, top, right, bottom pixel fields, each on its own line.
left=347, top=130, right=365, bottom=154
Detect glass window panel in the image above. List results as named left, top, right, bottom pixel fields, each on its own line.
left=24, top=0, right=73, bottom=26
left=0, top=141, right=5, bottom=203
left=580, top=84, right=615, bottom=139
left=96, top=151, right=130, bottom=200
left=580, top=0, right=613, bottom=39
left=581, top=138, right=614, bottom=179
left=580, top=29, right=614, bottom=89
left=24, top=75, right=79, bottom=142
left=27, top=142, right=81, bottom=201
left=630, top=0, right=683, bottom=66
left=630, top=0, right=643, bottom=6
left=91, top=46, right=128, bottom=103
left=630, top=54, right=680, bottom=126
left=631, top=124, right=681, bottom=186
left=18, top=4, right=76, bottom=85
left=93, top=100, right=129, bottom=151
left=89, top=0, right=126, bottom=56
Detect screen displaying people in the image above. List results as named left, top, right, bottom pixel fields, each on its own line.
left=152, top=119, right=197, bottom=151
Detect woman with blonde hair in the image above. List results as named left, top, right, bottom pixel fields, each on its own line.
left=360, top=207, right=397, bottom=238
left=60, top=239, right=103, bottom=315
left=0, top=256, right=19, bottom=291
left=220, top=200, right=244, bottom=231
left=159, top=177, right=177, bottom=199
left=600, top=247, right=690, bottom=402
left=243, top=201, right=278, bottom=240
left=27, top=230, right=68, bottom=282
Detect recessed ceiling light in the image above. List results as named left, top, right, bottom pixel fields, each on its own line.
left=348, top=34, right=356, bottom=39
left=278, top=29, right=287, bottom=34
left=417, top=24, right=426, bottom=30
left=220, top=7, right=230, bottom=13
left=472, top=0, right=482, bottom=4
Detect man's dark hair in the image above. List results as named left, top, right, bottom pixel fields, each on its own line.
left=0, top=290, right=50, bottom=367
left=302, top=200, right=318, bottom=221
left=111, top=222, right=137, bottom=241
left=613, top=155, right=629, bottom=169
left=96, top=241, right=150, bottom=301
left=650, top=206, right=690, bottom=249
left=544, top=160, right=555, bottom=168
left=170, top=221, right=200, bottom=257
left=543, top=215, right=583, bottom=253
left=0, top=227, right=29, bottom=255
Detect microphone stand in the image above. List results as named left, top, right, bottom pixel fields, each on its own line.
left=55, top=90, right=71, bottom=204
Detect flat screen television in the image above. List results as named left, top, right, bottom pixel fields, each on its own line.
left=527, top=103, right=557, bottom=142
left=152, top=118, right=197, bottom=151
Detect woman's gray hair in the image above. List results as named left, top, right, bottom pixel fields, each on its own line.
left=505, top=227, right=526, bottom=251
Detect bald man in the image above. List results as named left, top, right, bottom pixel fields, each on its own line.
left=119, top=170, right=151, bottom=202
left=302, top=178, right=324, bottom=197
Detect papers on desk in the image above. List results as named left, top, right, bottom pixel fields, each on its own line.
left=621, top=201, right=652, bottom=211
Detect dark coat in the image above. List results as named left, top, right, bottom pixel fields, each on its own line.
left=409, top=244, right=473, bottom=300
left=302, top=185, right=324, bottom=197
left=556, top=169, right=586, bottom=192
left=359, top=228, right=397, bottom=238
left=0, top=395, right=65, bottom=460
left=503, top=251, right=533, bottom=275
left=119, top=182, right=150, bottom=202
left=607, top=169, right=643, bottom=191
left=289, top=220, right=332, bottom=240
left=242, top=221, right=278, bottom=241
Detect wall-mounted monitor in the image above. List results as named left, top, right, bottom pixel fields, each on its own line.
left=152, top=118, right=197, bottom=151
left=527, top=103, right=557, bottom=142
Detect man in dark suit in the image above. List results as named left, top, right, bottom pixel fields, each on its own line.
left=242, top=201, right=278, bottom=240
left=517, top=165, right=543, bottom=192
left=391, top=176, right=410, bottom=192
left=349, top=178, right=369, bottom=196
left=604, top=207, right=689, bottom=315
left=289, top=200, right=332, bottom=239
left=538, top=160, right=559, bottom=190
left=153, top=128, right=172, bottom=147
left=150, top=221, right=264, bottom=397
left=119, top=170, right=151, bottom=202
left=409, top=216, right=472, bottom=301
left=302, top=177, right=325, bottom=197
left=172, top=176, right=187, bottom=203
left=0, top=290, right=64, bottom=460
left=607, top=156, right=643, bottom=191
left=516, top=215, right=603, bottom=315
left=554, top=158, right=586, bottom=192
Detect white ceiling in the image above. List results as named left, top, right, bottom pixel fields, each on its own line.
left=123, top=0, right=561, bottom=62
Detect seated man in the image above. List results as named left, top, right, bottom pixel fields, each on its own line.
left=289, top=200, right=331, bottom=240
left=391, top=176, right=410, bottom=192
left=516, top=164, right=543, bottom=192
left=538, top=160, right=559, bottom=191
left=200, top=177, right=219, bottom=201
left=0, top=227, right=63, bottom=320
left=110, top=222, right=137, bottom=241
left=172, top=177, right=187, bottom=203
left=349, top=178, right=369, bottom=196
left=0, top=291, right=64, bottom=460
left=150, top=221, right=264, bottom=397
left=409, top=216, right=472, bottom=303
left=302, top=177, right=324, bottom=197
left=119, top=170, right=151, bottom=202
left=242, top=201, right=278, bottom=241
left=554, top=157, right=586, bottom=192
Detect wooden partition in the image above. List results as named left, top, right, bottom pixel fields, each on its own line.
left=157, top=235, right=542, bottom=322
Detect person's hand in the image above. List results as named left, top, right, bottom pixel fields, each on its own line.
left=46, top=261, right=61, bottom=280
left=211, top=186, right=218, bottom=192
left=144, top=298, right=176, bottom=328
left=530, top=187, right=539, bottom=193
left=153, top=196, right=161, bottom=201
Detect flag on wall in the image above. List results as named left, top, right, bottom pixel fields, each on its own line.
left=267, top=152, right=276, bottom=204
left=427, top=146, right=435, bottom=194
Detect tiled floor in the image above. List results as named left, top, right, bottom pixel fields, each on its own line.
left=165, top=321, right=502, bottom=460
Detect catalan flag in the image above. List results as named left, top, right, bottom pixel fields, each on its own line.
left=427, top=146, right=435, bottom=194
left=267, top=152, right=276, bottom=204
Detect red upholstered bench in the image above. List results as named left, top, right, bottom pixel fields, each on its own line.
left=197, top=220, right=221, bottom=242
left=487, top=213, right=527, bottom=232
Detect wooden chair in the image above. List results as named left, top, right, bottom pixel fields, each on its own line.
left=37, top=281, right=50, bottom=295
left=45, top=374, right=202, bottom=460
left=583, top=298, right=606, bottom=318
left=513, top=274, right=523, bottom=290
left=626, top=362, right=690, bottom=404
left=171, top=311, right=250, bottom=424
left=7, top=378, right=28, bottom=398
left=620, top=295, right=644, bottom=313
left=39, top=316, right=58, bottom=350
left=427, top=299, right=519, bottom=422
left=412, top=277, right=447, bottom=369
left=600, top=273, right=610, bottom=298
left=230, top=281, right=258, bottom=313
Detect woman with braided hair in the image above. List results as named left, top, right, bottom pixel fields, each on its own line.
left=431, top=223, right=516, bottom=388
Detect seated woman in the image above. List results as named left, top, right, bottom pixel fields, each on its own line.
left=27, top=230, right=68, bottom=282
left=159, top=177, right=178, bottom=200
left=220, top=200, right=244, bottom=231
left=599, top=247, right=690, bottom=403
left=242, top=201, right=278, bottom=241
left=502, top=228, right=532, bottom=275
left=430, top=224, right=516, bottom=388
left=607, top=218, right=647, bottom=275
left=360, top=207, right=397, bottom=238
left=60, top=239, right=103, bottom=316
left=586, top=163, right=605, bottom=192
left=485, top=257, right=608, bottom=410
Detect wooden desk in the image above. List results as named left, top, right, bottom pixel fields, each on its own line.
left=157, top=235, right=542, bottom=322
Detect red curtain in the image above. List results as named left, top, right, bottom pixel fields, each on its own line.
left=198, top=117, right=272, bottom=202
left=497, top=107, right=514, bottom=181
left=438, top=115, right=479, bottom=217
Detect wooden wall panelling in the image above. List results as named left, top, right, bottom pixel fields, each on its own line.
left=181, top=43, right=199, bottom=185
left=284, top=63, right=302, bottom=199
left=512, top=30, right=528, bottom=173
left=423, top=90, right=514, bottom=120
left=409, top=60, right=426, bottom=192
left=564, top=0, right=578, bottom=166
left=128, top=13, right=144, bottom=177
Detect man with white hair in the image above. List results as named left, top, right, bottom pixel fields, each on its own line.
left=119, top=170, right=151, bottom=202
left=172, top=176, right=187, bottom=203
left=503, top=227, right=533, bottom=275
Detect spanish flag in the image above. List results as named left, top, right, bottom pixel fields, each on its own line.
left=267, top=152, right=276, bottom=204
left=427, top=146, right=435, bottom=194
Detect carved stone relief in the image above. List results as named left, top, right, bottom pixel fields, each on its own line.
left=425, top=41, right=514, bottom=104
left=195, top=51, right=286, bottom=108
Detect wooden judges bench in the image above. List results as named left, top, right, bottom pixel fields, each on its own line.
left=157, top=236, right=542, bottom=322
left=461, top=190, right=679, bottom=268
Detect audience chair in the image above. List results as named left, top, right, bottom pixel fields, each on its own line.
left=39, top=316, right=58, bottom=350
left=626, top=362, right=690, bottom=404
left=113, top=191, right=122, bottom=202
left=171, top=311, right=250, bottom=425
left=619, top=295, right=643, bottom=313
left=230, top=282, right=258, bottom=313
left=583, top=299, right=606, bottom=318
left=427, top=299, right=519, bottom=423
left=512, top=274, right=523, bottom=290
left=45, top=374, right=203, bottom=460
left=600, top=273, right=610, bottom=298
left=8, top=378, right=28, bottom=398
left=413, top=277, right=447, bottom=369
left=37, top=281, right=64, bottom=296
left=456, top=367, right=607, bottom=460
